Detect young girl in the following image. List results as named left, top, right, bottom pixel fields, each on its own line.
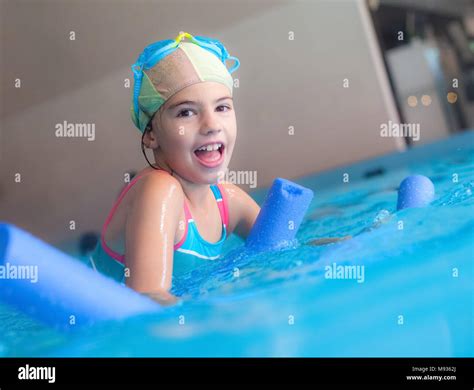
left=91, top=32, right=260, bottom=304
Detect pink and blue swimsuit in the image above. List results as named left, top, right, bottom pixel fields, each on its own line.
left=91, top=170, right=229, bottom=283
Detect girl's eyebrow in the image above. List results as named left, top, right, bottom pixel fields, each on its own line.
left=167, top=96, right=233, bottom=110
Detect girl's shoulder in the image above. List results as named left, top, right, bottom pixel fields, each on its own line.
left=217, top=181, right=248, bottom=203
left=134, top=167, right=181, bottom=186
left=130, top=168, right=184, bottom=205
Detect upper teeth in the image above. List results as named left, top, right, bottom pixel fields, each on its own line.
left=197, top=143, right=222, bottom=151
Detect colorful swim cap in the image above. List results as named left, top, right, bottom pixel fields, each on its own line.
left=130, top=32, right=240, bottom=133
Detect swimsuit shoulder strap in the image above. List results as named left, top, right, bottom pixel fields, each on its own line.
left=101, top=169, right=172, bottom=263
left=211, top=183, right=229, bottom=228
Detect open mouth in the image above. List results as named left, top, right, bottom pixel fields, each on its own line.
left=193, top=142, right=225, bottom=168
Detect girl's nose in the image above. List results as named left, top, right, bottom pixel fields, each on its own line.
left=199, top=110, right=222, bottom=135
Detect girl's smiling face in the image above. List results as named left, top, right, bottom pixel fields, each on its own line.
left=147, top=81, right=236, bottom=184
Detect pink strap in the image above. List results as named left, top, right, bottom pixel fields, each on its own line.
left=101, top=169, right=178, bottom=264
left=216, top=183, right=230, bottom=228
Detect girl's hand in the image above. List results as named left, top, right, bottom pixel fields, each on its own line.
left=307, top=235, right=352, bottom=246
left=142, top=290, right=179, bottom=306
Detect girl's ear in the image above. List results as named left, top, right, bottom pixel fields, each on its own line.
left=143, top=125, right=159, bottom=149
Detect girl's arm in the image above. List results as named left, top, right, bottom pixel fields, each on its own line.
left=221, top=182, right=260, bottom=239
left=124, top=173, right=183, bottom=304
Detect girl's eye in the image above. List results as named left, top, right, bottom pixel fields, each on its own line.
left=177, top=105, right=231, bottom=117
left=217, top=105, right=231, bottom=112
left=177, top=109, right=195, bottom=118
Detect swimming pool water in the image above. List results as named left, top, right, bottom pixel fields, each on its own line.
left=1, top=132, right=473, bottom=357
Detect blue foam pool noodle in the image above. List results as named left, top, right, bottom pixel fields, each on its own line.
left=245, top=178, right=314, bottom=252
left=397, top=175, right=435, bottom=210
left=0, top=223, right=159, bottom=330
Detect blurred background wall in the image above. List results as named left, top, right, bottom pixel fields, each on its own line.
left=1, top=0, right=473, bottom=249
